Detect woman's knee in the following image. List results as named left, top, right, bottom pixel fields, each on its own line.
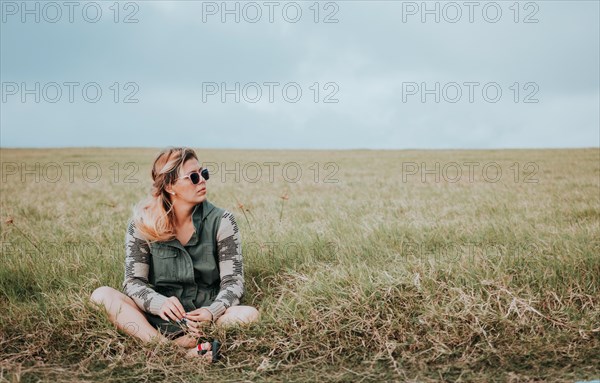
left=240, top=306, right=260, bottom=323
left=91, top=286, right=133, bottom=308
left=217, top=305, right=260, bottom=326
left=91, top=286, right=114, bottom=305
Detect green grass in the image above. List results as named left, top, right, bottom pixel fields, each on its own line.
left=0, top=147, right=599, bottom=382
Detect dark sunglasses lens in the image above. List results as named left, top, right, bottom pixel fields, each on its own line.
left=189, top=172, right=200, bottom=184
left=201, top=168, right=209, bottom=181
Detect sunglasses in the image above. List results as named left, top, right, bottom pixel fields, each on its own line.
left=178, top=168, right=209, bottom=184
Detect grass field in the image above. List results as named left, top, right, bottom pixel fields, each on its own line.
left=0, top=147, right=599, bottom=382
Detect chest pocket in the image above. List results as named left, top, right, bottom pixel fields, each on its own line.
left=151, top=247, right=181, bottom=285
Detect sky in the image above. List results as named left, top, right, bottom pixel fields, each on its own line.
left=1, top=0, right=599, bottom=149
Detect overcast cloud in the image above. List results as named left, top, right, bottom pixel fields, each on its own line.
left=1, top=0, right=598, bottom=149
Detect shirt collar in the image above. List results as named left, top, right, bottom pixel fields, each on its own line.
left=161, top=200, right=215, bottom=249
left=192, top=199, right=215, bottom=227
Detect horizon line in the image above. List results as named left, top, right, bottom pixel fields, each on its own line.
left=0, top=146, right=599, bottom=151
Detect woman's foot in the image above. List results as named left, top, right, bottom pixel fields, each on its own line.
left=184, top=341, right=213, bottom=361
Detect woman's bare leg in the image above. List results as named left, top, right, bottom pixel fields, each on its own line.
left=90, top=286, right=211, bottom=359
left=90, top=286, right=164, bottom=343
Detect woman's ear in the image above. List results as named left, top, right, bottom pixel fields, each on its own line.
left=165, top=186, right=175, bottom=195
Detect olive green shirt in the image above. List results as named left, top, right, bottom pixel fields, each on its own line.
left=122, top=200, right=244, bottom=320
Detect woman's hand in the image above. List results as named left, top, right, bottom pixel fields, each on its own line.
left=158, top=296, right=186, bottom=322
left=185, top=308, right=213, bottom=323
left=184, top=308, right=213, bottom=337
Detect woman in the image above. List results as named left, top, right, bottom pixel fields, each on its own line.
left=91, top=147, right=259, bottom=360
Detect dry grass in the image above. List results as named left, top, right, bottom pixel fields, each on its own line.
left=0, top=147, right=599, bottom=382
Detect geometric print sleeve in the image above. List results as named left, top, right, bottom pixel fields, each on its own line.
left=122, top=219, right=168, bottom=316
left=205, top=211, right=245, bottom=321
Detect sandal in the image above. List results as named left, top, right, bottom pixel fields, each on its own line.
left=197, top=339, right=221, bottom=362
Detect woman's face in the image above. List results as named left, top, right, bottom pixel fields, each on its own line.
left=169, top=158, right=207, bottom=205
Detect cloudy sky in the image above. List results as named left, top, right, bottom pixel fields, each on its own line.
left=1, top=0, right=598, bottom=149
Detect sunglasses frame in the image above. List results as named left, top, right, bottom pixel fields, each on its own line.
left=177, top=168, right=209, bottom=184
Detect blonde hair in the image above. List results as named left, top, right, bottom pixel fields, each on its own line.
left=133, top=147, right=199, bottom=242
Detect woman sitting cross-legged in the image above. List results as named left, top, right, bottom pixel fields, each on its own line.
left=91, top=147, right=259, bottom=360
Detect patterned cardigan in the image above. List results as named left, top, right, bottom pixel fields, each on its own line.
left=122, top=211, right=244, bottom=321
